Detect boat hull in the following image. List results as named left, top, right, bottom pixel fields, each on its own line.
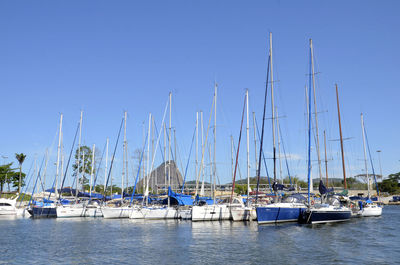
left=102, top=207, right=131, bottom=219
left=302, top=208, right=352, bottom=224
left=84, top=207, right=103, bottom=217
left=56, top=206, right=85, bottom=218
left=144, top=207, right=178, bottom=220
left=31, top=206, right=57, bottom=218
left=256, top=204, right=306, bottom=224
left=231, top=207, right=256, bottom=221
left=359, top=205, right=382, bottom=217
left=191, top=205, right=231, bottom=221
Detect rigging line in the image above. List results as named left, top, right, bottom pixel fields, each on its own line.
left=364, top=123, right=380, bottom=197
left=91, top=140, right=107, bottom=198
left=145, top=96, right=170, bottom=202
left=181, top=126, right=196, bottom=193
left=104, top=118, right=124, bottom=200
left=231, top=138, right=243, bottom=180
left=28, top=156, right=45, bottom=207
left=230, top=95, right=246, bottom=204
left=256, top=48, right=271, bottom=204
left=130, top=132, right=148, bottom=205
left=195, top=93, right=215, bottom=198
left=278, top=121, right=292, bottom=185
left=255, top=116, right=272, bottom=192
left=58, top=122, right=80, bottom=201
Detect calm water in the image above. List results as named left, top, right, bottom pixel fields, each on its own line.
left=1, top=206, right=399, bottom=264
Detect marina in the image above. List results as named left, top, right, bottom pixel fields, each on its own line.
left=1, top=0, right=400, bottom=264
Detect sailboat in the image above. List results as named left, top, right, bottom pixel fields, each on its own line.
left=357, top=113, right=382, bottom=217
left=256, top=33, right=306, bottom=224
left=56, top=111, right=87, bottom=218
left=301, top=83, right=351, bottom=224
left=102, top=113, right=132, bottom=219
left=143, top=93, right=179, bottom=220
left=229, top=90, right=257, bottom=221
left=191, top=84, right=232, bottom=221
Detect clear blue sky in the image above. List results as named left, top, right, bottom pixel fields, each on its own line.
left=0, top=0, right=399, bottom=189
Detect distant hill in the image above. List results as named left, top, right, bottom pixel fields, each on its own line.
left=137, top=161, right=183, bottom=191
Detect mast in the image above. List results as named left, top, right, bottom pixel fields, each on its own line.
left=324, top=130, right=329, bottom=186
left=104, top=138, right=109, bottom=194
left=310, top=39, right=323, bottom=181
left=142, top=122, right=146, bottom=195
left=55, top=113, right=63, bottom=199
left=276, top=108, right=283, bottom=184
left=306, top=41, right=313, bottom=206
left=336, top=84, right=347, bottom=190
left=270, top=32, right=277, bottom=192
left=255, top=34, right=271, bottom=205
left=305, top=84, right=313, bottom=193
left=200, top=111, right=205, bottom=196
left=76, top=111, right=83, bottom=199
left=361, top=113, right=370, bottom=198
left=174, top=128, right=177, bottom=192
left=231, top=136, right=234, bottom=178
left=213, top=83, right=217, bottom=202
left=252, top=112, right=258, bottom=179
left=122, top=111, right=127, bottom=202
left=152, top=116, right=156, bottom=193
left=89, top=144, right=95, bottom=197
left=195, top=112, right=198, bottom=194
left=246, top=90, right=250, bottom=205
left=145, top=113, right=152, bottom=206
left=168, top=92, right=172, bottom=207
left=164, top=122, right=167, bottom=195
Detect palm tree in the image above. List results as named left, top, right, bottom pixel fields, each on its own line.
left=15, top=153, right=26, bottom=193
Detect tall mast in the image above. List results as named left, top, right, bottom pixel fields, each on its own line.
left=122, top=111, right=127, bottom=202
left=55, top=113, right=63, bottom=199
left=324, top=130, right=329, bottom=186
left=145, top=113, right=152, bottom=206
left=310, top=39, right=323, bottom=181
left=168, top=92, right=172, bottom=207
left=89, top=144, right=95, bottom=197
left=195, top=112, right=198, bottom=194
left=213, top=83, right=217, bottom=202
left=306, top=42, right=313, bottom=206
left=305, top=84, right=313, bottom=193
left=255, top=35, right=271, bottom=204
left=276, top=107, right=283, bottom=184
left=361, top=113, right=370, bottom=198
left=104, top=138, right=109, bottom=193
left=252, top=112, right=258, bottom=178
left=200, top=111, right=205, bottom=196
left=60, top=130, right=64, bottom=194
left=174, top=128, right=177, bottom=192
left=336, top=84, right=347, bottom=190
left=164, top=122, right=167, bottom=195
left=246, top=89, right=250, bottom=205
left=76, top=111, right=83, bottom=199
left=152, top=116, right=156, bottom=193
left=142, top=122, right=146, bottom=195
left=231, top=135, right=234, bottom=178
left=270, top=32, right=277, bottom=190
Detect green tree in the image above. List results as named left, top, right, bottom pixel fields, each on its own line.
left=0, top=163, right=17, bottom=194
left=72, top=146, right=94, bottom=188
left=15, top=153, right=26, bottom=193
left=378, top=173, right=400, bottom=194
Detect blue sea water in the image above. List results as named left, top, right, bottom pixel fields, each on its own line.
left=0, top=206, right=399, bottom=264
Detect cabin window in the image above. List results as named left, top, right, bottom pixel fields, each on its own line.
left=0, top=203, right=12, bottom=206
